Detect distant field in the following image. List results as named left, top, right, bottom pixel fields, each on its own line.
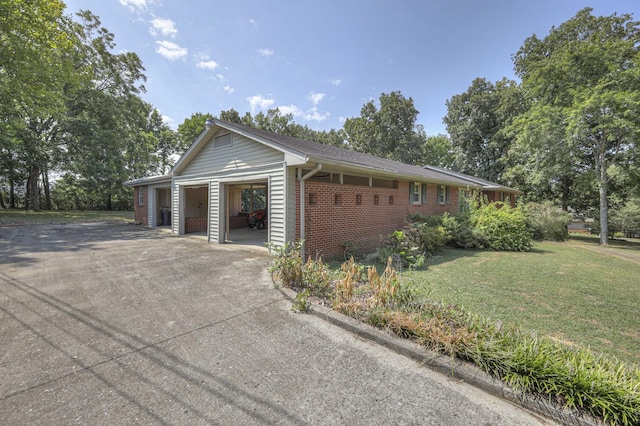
left=405, top=236, right=640, bottom=366
left=0, top=209, right=134, bottom=225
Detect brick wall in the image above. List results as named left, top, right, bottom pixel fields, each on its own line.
left=185, top=217, right=208, bottom=233
left=298, top=180, right=461, bottom=260
left=134, top=186, right=148, bottom=225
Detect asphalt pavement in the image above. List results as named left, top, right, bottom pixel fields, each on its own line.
left=0, top=223, right=552, bottom=425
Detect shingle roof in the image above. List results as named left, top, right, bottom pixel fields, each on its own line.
left=214, top=119, right=520, bottom=192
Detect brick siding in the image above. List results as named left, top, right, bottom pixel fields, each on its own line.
left=134, top=186, right=148, bottom=225
left=297, top=180, right=461, bottom=260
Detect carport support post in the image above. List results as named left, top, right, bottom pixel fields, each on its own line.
left=298, top=164, right=322, bottom=260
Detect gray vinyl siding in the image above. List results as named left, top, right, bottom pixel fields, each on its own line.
left=172, top=180, right=179, bottom=233
left=209, top=181, right=220, bottom=241
left=180, top=131, right=284, bottom=177
left=268, top=164, right=286, bottom=247
left=285, top=166, right=297, bottom=244
left=147, top=188, right=154, bottom=226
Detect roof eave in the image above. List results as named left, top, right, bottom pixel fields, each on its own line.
left=124, top=174, right=173, bottom=187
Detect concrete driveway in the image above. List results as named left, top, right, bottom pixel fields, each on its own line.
left=0, top=223, right=548, bottom=425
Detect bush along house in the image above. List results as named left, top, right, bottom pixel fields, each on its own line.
left=125, top=119, right=521, bottom=259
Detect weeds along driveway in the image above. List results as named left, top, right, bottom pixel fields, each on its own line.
left=0, top=223, right=547, bottom=425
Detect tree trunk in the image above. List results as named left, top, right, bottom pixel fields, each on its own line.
left=42, top=168, right=52, bottom=210
left=28, top=165, right=40, bottom=211
left=9, top=178, right=15, bottom=208
left=0, top=190, right=5, bottom=209
left=597, top=152, right=608, bottom=246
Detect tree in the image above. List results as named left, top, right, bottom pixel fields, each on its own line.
left=177, top=112, right=214, bottom=149
left=513, top=8, right=640, bottom=245
left=422, top=134, right=455, bottom=168
left=0, top=0, right=76, bottom=210
left=343, top=91, right=424, bottom=164
left=444, top=78, right=526, bottom=183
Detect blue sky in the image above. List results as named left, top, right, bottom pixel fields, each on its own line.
left=62, top=0, right=639, bottom=135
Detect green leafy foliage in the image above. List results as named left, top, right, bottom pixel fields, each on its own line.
left=266, top=241, right=331, bottom=298
left=377, top=230, right=426, bottom=269
left=512, top=8, right=640, bottom=244
left=468, top=202, right=533, bottom=251
left=524, top=201, right=572, bottom=241
left=444, top=77, right=527, bottom=183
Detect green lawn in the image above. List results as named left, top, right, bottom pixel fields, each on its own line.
left=405, top=236, right=640, bottom=366
left=0, top=209, right=134, bottom=225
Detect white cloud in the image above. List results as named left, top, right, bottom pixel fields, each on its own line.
left=197, top=60, right=219, bottom=71
left=150, top=18, right=178, bottom=38
left=223, top=85, right=235, bottom=94
left=304, top=107, right=330, bottom=122
left=278, top=105, right=303, bottom=117
left=119, top=0, right=147, bottom=10
left=216, top=73, right=225, bottom=81
left=155, top=40, right=188, bottom=60
left=331, top=79, right=342, bottom=86
left=249, top=19, right=258, bottom=29
left=308, top=92, right=325, bottom=106
left=258, top=48, right=274, bottom=57
left=247, top=94, right=275, bottom=112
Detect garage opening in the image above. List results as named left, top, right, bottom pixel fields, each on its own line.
left=156, top=188, right=172, bottom=227
left=225, top=182, right=268, bottom=247
left=184, top=186, right=209, bottom=234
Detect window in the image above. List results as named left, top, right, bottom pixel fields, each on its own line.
left=138, top=187, right=144, bottom=206
left=409, top=182, right=426, bottom=205
left=373, top=194, right=379, bottom=205
left=389, top=195, right=393, bottom=205
left=356, top=194, right=362, bottom=205
left=309, top=193, right=316, bottom=205
left=334, top=194, right=342, bottom=205
left=215, top=133, right=233, bottom=149
left=437, top=185, right=450, bottom=204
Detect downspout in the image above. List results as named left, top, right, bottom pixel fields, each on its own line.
left=298, top=164, right=322, bottom=259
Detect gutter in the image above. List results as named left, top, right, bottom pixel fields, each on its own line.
left=298, top=164, right=322, bottom=259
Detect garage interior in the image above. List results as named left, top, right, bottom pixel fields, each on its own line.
left=225, top=182, right=268, bottom=247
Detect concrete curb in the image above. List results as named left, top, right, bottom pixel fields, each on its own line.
left=276, top=285, right=601, bottom=426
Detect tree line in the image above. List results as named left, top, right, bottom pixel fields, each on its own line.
left=2, top=3, right=639, bottom=244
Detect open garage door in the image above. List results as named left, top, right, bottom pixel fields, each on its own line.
left=224, top=181, right=268, bottom=248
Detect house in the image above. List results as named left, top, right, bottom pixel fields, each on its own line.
left=125, top=118, right=521, bottom=259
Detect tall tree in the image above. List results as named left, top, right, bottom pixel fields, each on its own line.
left=444, top=78, right=526, bottom=183
left=0, top=0, right=76, bottom=210
left=422, top=134, right=455, bottom=168
left=177, top=112, right=214, bottom=148
left=343, top=91, right=423, bottom=164
left=513, top=8, right=640, bottom=245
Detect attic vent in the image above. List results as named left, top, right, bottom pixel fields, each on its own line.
left=215, top=133, right=233, bottom=149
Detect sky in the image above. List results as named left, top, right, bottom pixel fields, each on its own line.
left=61, top=0, right=640, bottom=136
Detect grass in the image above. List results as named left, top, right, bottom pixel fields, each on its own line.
left=406, top=236, right=640, bottom=367
left=0, top=209, right=134, bottom=225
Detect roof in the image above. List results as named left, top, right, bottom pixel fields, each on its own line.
left=128, top=118, right=521, bottom=194
left=123, top=174, right=172, bottom=187
left=205, top=119, right=520, bottom=192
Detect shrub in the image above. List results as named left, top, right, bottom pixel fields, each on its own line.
left=525, top=201, right=571, bottom=241
left=267, top=240, right=331, bottom=297
left=377, top=229, right=425, bottom=269
left=416, top=224, right=446, bottom=254
left=267, top=241, right=304, bottom=288
left=470, top=202, right=532, bottom=251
